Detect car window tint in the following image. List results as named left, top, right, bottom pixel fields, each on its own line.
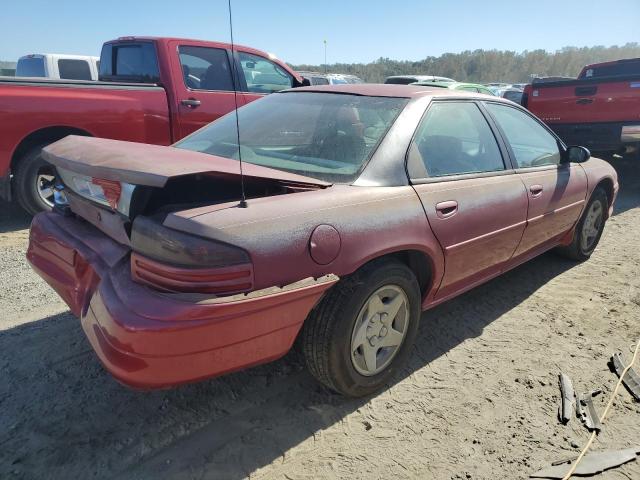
left=408, top=102, right=505, bottom=178
left=238, top=52, right=293, bottom=94
left=486, top=103, right=561, bottom=168
left=16, top=57, right=46, bottom=77
left=178, top=46, right=233, bottom=91
left=57, top=59, right=92, bottom=80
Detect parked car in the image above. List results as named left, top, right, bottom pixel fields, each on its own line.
left=412, top=80, right=495, bottom=95
left=298, top=71, right=330, bottom=85
left=523, top=58, right=640, bottom=156
left=0, top=36, right=306, bottom=214
left=488, top=86, right=524, bottom=104
left=385, top=75, right=455, bottom=85
left=27, top=84, right=618, bottom=397
left=16, top=54, right=100, bottom=81
left=298, top=72, right=364, bottom=85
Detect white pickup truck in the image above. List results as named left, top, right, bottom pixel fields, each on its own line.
left=15, top=54, right=99, bottom=81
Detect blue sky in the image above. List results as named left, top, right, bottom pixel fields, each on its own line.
left=2, top=0, right=639, bottom=64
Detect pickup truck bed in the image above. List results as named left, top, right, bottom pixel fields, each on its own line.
left=0, top=36, right=304, bottom=214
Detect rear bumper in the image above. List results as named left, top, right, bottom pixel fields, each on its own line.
left=549, top=122, right=640, bottom=153
left=27, top=212, right=337, bottom=389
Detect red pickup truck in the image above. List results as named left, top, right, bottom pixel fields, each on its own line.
left=0, top=36, right=305, bottom=214
left=523, top=58, right=640, bottom=157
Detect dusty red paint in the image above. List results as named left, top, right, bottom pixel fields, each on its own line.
left=26, top=87, right=619, bottom=389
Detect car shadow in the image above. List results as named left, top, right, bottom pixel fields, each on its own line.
left=609, top=155, right=640, bottom=216
left=0, top=251, right=577, bottom=480
left=0, top=200, right=31, bottom=233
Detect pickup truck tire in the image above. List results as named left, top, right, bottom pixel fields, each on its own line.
left=556, top=187, right=608, bottom=261
left=301, top=259, right=421, bottom=397
left=14, top=144, right=56, bottom=215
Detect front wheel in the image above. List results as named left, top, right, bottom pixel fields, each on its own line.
left=301, top=259, right=421, bottom=397
left=13, top=144, right=56, bottom=215
left=556, top=187, right=608, bottom=261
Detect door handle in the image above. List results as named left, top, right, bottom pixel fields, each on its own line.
left=435, top=200, right=458, bottom=218
left=530, top=185, right=543, bottom=197
left=181, top=98, right=202, bottom=108
left=576, top=98, right=593, bottom=105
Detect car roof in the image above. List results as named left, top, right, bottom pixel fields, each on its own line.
left=288, top=84, right=503, bottom=99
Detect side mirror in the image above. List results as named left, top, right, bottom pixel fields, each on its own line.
left=565, top=145, right=591, bottom=163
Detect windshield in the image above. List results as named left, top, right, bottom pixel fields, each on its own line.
left=175, top=92, right=408, bottom=183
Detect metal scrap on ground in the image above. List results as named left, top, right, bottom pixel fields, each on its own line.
left=529, top=448, right=640, bottom=478
left=576, top=390, right=603, bottom=433
left=558, top=373, right=575, bottom=425
left=610, top=352, right=640, bottom=401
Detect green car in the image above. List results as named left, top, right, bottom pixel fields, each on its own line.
left=411, top=80, right=496, bottom=96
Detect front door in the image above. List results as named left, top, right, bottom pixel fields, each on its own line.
left=173, top=44, right=239, bottom=138
left=483, top=103, right=588, bottom=258
left=408, top=101, right=528, bottom=301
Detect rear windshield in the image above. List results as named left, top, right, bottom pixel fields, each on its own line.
left=58, top=59, right=92, bottom=80
left=581, top=60, right=640, bottom=78
left=385, top=77, right=415, bottom=85
left=175, top=92, right=408, bottom=183
left=16, top=57, right=45, bottom=77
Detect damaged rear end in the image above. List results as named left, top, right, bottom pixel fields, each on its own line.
left=27, top=135, right=337, bottom=388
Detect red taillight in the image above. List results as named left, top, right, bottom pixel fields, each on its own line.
left=131, top=253, right=253, bottom=295
left=91, top=178, right=121, bottom=210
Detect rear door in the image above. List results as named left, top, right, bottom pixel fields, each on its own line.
left=408, top=100, right=528, bottom=301
left=173, top=44, right=239, bottom=138
left=484, top=102, right=587, bottom=259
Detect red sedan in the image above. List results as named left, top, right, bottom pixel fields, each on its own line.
left=27, top=85, right=618, bottom=397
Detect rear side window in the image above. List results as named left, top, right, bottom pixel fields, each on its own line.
left=485, top=103, right=561, bottom=168
left=178, top=46, right=233, bottom=91
left=311, top=76, right=329, bottom=85
left=238, top=52, right=293, bottom=94
left=16, top=57, right=45, bottom=77
left=57, top=59, right=92, bottom=80
left=99, top=42, right=160, bottom=83
left=408, top=102, right=504, bottom=178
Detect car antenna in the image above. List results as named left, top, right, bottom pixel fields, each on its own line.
left=228, top=0, right=248, bottom=208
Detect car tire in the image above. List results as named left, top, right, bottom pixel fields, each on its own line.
left=13, top=144, right=56, bottom=216
left=301, top=258, right=421, bottom=397
left=556, top=187, right=608, bottom=261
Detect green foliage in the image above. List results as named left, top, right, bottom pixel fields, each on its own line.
left=292, top=43, right=640, bottom=83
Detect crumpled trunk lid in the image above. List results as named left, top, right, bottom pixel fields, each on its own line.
left=42, top=135, right=330, bottom=188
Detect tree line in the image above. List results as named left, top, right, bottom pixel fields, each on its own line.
left=292, top=43, right=640, bottom=83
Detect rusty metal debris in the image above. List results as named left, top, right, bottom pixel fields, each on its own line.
left=576, top=390, right=602, bottom=433
left=558, top=373, right=575, bottom=425
left=610, top=352, right=640, bottom=401
left=530, top=448, right=640, bottom=478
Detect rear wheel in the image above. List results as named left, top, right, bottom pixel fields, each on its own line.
left=556, top=187, right=608, bottom=261
left=13, top=144, right=56, bottom=215
left=301, top=259, right=421, bottom=397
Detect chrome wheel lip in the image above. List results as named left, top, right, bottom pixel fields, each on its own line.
left=36, top=172, right=55, bottom=208
left=350, top=285, right=410, bottom=377
left=580, top=200, right=603, bottom=251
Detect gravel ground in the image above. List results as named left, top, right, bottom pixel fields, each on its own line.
left=1, top=156, right=639, bottom=480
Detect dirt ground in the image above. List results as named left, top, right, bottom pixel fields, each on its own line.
left=1, top=156, right=639, bottom=480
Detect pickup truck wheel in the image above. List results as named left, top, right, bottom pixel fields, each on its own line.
left=556, top=187, right=608, bottom=261
left=301, top=259, right=421, bottom=397
left=13, top=145, right=56, bottom=215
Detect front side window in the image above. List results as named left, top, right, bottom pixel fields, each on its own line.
left=175, top=92, right=408, bottom=183
left=408, top=101, right=505, bottom=178
left=238, top=52, right=293, bottom=94
left=178, top=46, right=233, bottom=91
left=57, top=59, right=92, bottom=80
left=485, top=103, right=561, bottom=168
